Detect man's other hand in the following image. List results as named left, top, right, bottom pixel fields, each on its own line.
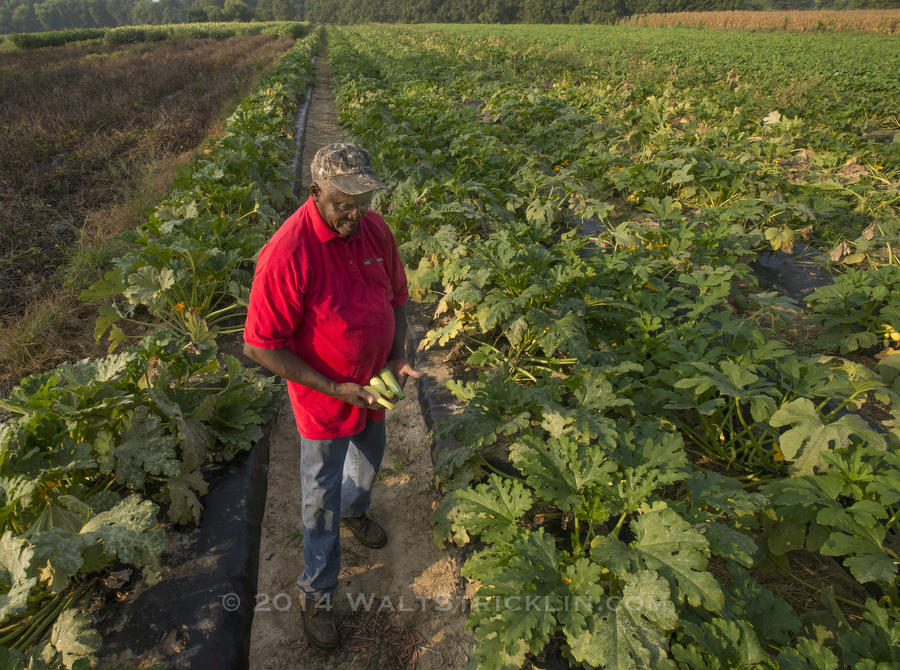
left=384, top=359, right=424, bottom=388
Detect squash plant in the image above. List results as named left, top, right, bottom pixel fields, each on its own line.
left=0, top=27, right=322, bottom=668
left=330, top=23, right=900, bottom=669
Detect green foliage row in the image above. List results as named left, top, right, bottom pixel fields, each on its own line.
left=0, top=27, right=321, bottom=668
left=102, top=19, right=307, bottom=45
left=4, top=20, right=308, bottom=48
left=328, top=24, right=899, bottom=668
left=7, top=26, right=101, bottom=46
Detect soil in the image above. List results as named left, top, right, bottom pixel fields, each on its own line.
left=247, top=51, right=474, bottom=670
left=0, top=35, right=295, bottom=394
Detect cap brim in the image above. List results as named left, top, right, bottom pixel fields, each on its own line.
left=329, top=172, right=386, bottom=195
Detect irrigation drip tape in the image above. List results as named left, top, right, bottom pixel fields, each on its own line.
left=289, top=56, right=315, bottom=199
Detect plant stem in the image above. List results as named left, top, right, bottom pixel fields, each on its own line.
left=479, top=455, right=511, bottom=480
left=678, top=420, right=711, bottom=451
left=611, top=511, right=628, bottom=536
left=217, top=326, right=247, bottom=335
left=818, top=388, right=868, bottom=420
left=0, top=611, right=36, bottom=646
left=780, top=568, right=866, bottom=612
left=695, top=411, right=721, bottom=454
left=205, top=302, right=243, bottom=320
left=9, top=589, right=67, bottom=651
left=20, top=579, right=93, bottom=652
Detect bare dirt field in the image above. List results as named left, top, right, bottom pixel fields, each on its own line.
left=0, top=34, right=294, bottom=392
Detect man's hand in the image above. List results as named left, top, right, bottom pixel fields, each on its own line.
left=383, top=358, right=424, bottom=389
left=242, top=343, right=421, bottom=409
left=333, top=382, right=382, bottom=410
left=243, top=344, right=378, bottom=408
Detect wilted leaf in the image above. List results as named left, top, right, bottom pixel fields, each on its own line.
left=0, top=532, right=38, bottom=622
left=830, top=240, right=852, bottom=262
left=49, top=609, right=101, bottom=669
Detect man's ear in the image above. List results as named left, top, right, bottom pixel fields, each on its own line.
left=309, top=182, right=321, bottom=199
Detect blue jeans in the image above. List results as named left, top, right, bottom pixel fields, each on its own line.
left=297, top=419, right=386, bottom=602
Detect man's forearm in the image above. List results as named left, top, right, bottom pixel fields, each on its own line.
left=243, top=344, right=336, bottom=396
left=389, top=304, right=408, bottom=361
left=244, top=343, right=393, bottom=410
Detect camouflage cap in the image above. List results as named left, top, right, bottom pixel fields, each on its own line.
left=310, top=142, right=385, bottom=195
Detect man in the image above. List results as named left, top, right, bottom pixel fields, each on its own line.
left=242, top=142, right=422, bottom=649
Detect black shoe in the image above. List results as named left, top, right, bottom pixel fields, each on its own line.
left=341, top=513, right=387, bottom=548
left=299, top=593, right=338, bottom=649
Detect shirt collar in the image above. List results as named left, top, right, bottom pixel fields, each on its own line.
left=307, top=196, right=343, bottom=243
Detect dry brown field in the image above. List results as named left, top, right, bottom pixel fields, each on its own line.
left=0, top=34, right=293, bottom=390
left=622, top=9, right=900, bottom=33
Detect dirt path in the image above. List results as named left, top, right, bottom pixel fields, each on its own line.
left=247, top=51, right=473, bottom=670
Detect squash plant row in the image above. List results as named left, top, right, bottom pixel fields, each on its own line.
left=328, top=25, right=899, bottom=669
left=0, top=28, right=321, bottom=669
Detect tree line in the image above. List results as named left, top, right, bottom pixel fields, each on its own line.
left=0, top=0, right=294, bottom=33
left=2, top=0, right=898, bottom=37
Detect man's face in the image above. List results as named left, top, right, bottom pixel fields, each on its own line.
left=311, top=181, right=373, bottom=238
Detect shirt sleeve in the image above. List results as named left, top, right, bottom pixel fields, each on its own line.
left=243, top=243, right=304, bottom=349
left=383, top=222, right=409, bottom=308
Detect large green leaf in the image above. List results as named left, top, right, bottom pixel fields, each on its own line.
left=164, top=470, right=210, bottom=526
left=30, top=527, right=85, bottom=592
left=80, top=495, right=166, bottom=571
left=57, top=352, right=134, bottom=387
left=726, top=564, right=799, bottom=646
left=769, top=398, right=885, bottom=475
left=590, top=534, right=634, bottom=575
left=445, top=474, right=533, bottom=546
left=629, top=502, right=724, bottom=612
left=420, top=317, right=463, bottom=349
left=464, top=530, right=567, bottom=670
left=509, top=433, right=616, bottom=515
left=612, top=421, right=687, bottom=515
left=685, top=471, right=768, bottom=518
left=765, top=471, right=845, bottom=516
left=80, top=268, right=126, bottom=302
left=106, top=407, right=181, bottom=488
left=704, top=522, right=757, bottom=568
left=839, top=598, right=900, bottom=667
left=673, top=616, right=767, bottom=669
left=776, top=637, right=839, bottom=670
left=673, top=360, right=765, bottom=399
left=149, top=388, right=214, bottom=472
left=530, top=303, right=590, bottom=359
left=92, top=303, right=124, bottom=346
left=123, top=266, right=177, bottom=305
left=820, top=533, right=896, bottom=585
left=561, top=569, right=676, bottom=669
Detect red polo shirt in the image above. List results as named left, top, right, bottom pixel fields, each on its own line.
left=243, top=197, right=408, bottom=439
